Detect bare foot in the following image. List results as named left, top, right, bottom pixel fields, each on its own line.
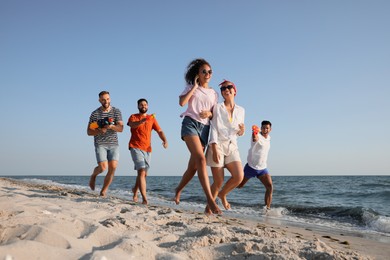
left=208, top=200, right=222, bottom=215
left=142, top=199, right=148, bottom=205
left=218, top=194, right=231, bottom=210
left=89, top=175, right=96, bottom=191
left=174, top=188, right=181, bottom=205
left=100, top=190, right=106, bottom=197
left=204, top=205, right=212, bottom=215
left=132, top=187, right=138, bottom=202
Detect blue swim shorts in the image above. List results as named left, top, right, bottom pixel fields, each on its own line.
left=244, top=163, right=269, bottom=178
left=181, top=116, right=210, bottom=146
left=130, top=148, right=151, bottom=171
left=95, top=145, right=120, bottom=163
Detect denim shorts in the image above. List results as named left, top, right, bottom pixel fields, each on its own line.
left=130, top=148, right=151, bottom=170
left=181, top=116, right=210, bottom=146
left=95, top=145, right=120, bottom=163
left=244, top=163, right=269, bottom=178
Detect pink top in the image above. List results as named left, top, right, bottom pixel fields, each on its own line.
left=179, top=84, right=218, bottom=125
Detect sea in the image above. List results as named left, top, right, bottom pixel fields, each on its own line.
left=3, top=175, right=390, bottom=243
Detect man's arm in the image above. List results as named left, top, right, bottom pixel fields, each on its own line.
left=127, top=118, right=147, bottom=128
left=108, top=121, right=124, bottom=132
left=157, top=130, right=168, bottom=149
left=87, top=123, right=103, bottom=136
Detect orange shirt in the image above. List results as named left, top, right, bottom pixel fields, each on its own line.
left=128, top=114, right=161, bottom=152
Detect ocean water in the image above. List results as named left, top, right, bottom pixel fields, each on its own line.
left=4, top=175, right=390, bottom=242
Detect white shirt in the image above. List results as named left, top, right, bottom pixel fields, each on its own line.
left=209, top=102, right=245, bottom=145
left=247, top=134, right=271, bottom=170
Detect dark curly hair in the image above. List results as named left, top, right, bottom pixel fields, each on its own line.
left=185, top=58, right=211, bottom=85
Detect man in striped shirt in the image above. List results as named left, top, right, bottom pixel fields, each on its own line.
left=87, top=91, right=123, bottom=196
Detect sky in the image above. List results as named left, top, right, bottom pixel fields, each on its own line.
left=1, top=0, right=389, bottom=176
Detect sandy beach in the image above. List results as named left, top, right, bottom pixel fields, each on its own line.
left=0, top=177, right=388, bottom=260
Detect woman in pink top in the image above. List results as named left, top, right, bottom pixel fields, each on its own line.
left=174, top=58, right=221, bottom=215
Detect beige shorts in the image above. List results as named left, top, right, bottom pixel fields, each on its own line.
left=206, top=140, right=241, bottom=167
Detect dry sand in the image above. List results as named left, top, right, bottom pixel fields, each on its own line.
left=0, top=177, right=389, bottom=260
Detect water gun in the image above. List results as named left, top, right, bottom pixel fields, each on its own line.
left=146, top=113, right=156, bottom=120
left=252, top=125, right=260, bottom=135
left=89, top=117, right=115, bottom=129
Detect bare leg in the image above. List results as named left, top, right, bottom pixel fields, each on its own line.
left=100, top=161, right=118, bottom=197
left=100, top=160, right=117, bottom=197
left=218, top=161, right=244, bottom=210
left=259, top=174, right=273, bottom=209
left=132, top=178, right=139, bottom=202
left=183, top=136, right=221, bottom=215
left=204, top=167, right=225, bottom=213
left=205, top=167, right=224, bottom=214
left=89, top=161, right=107, bottom=191
left=237, top=177, right=249, bottom=188
left=99, top=162, right=115, bottom=197
left=174, top=155, right=197, bottom=204
left=137, top=169, right=148, bottom=205
left=210, top=167, right=224, bottom=200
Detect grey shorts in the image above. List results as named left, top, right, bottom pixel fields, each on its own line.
left=206, top=140, right=241, bottom=167
left=95, top=145, right=120, bottom=163
left=181, top=116, right=210, bottom=146
left=130, top=148, right=151, bottom=171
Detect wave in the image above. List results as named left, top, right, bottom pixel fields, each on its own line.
left=284, top=205, right=390, bottom=234
left=8, top=176, right=390, bottom=236
left=362, top=211, right=390, bottom=234
left=360, top=183, right=390, bottom=188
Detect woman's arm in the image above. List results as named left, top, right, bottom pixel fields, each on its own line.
left=179, top=76, right=199, bottom=106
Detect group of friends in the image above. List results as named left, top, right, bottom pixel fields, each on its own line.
left=87, top=58, right=273, bottom=215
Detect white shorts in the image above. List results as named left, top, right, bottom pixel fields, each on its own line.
left=206, top=140, right=241, bottom=167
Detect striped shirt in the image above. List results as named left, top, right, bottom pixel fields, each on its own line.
left=89, top=106, right=122, bottom=146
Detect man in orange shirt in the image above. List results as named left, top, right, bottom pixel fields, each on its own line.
left=128, top=98, right=168, bottom=204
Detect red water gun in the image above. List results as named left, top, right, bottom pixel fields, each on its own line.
left=252, top=125, right=260, bottom=135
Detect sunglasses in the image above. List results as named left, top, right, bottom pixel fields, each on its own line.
left=201, top=69, right=213, bottom=75
left=220, top=85, right=234, bottom=91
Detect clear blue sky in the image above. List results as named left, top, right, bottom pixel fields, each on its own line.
left=1, top=1, right=389, bottom=176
